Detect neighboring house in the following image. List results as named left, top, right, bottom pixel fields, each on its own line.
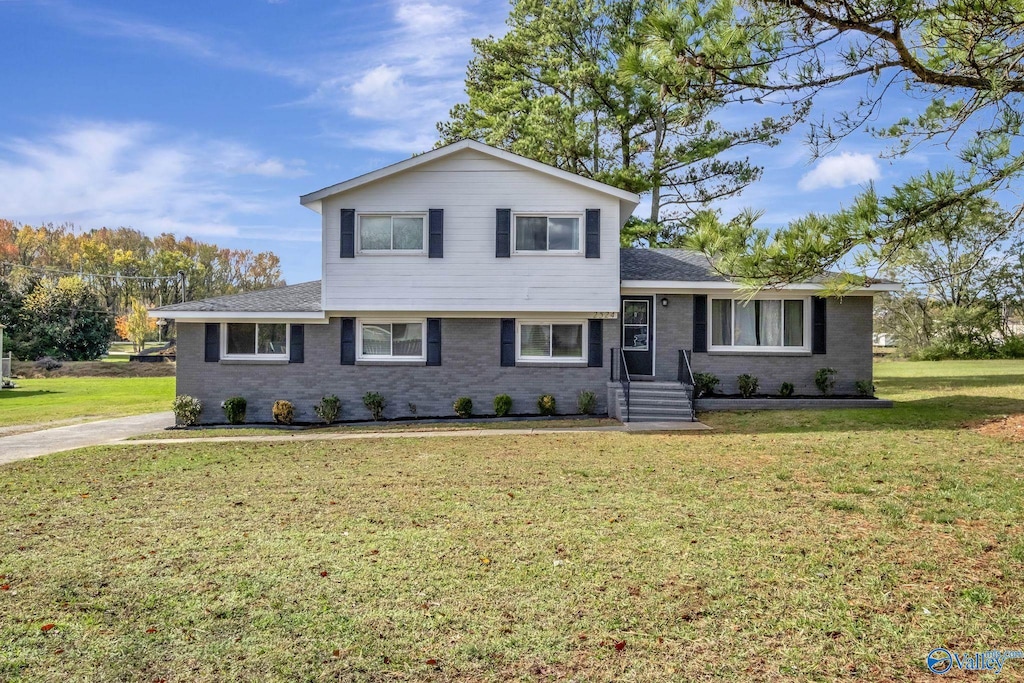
left=155, top=140, right=897, bottom=424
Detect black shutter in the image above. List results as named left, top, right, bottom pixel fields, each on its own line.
left=585, top=209, right=601, bottom=258
left=500, top=318, right=515, bottom=366
left=204, top=323, right=219, bottom=362
left=692, top=295, right=708, bottom=353
left=426, top=318, right=442, bottom=366
left=496, top=209, right=511, bottom=258
left=812, top=296, right=827, bottom=354
left=340, top=209, right=355, bottom=258
left=289, top=324, right=304, bottom=363
left=428, top=209, right=444, bottom=258
left=340, top=317, right=356, bottom=365
left=588, top=319, right=603, bottom=367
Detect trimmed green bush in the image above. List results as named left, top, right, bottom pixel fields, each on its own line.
left=815, top=367, right=837, bottom=396
left=453, top=396, right=473, bottom=418
left=537, top=394, right=557, bottom=416
left=693, top=372, right=719, bottom=398
left=272, top=399, right=295, bottom=425
left=363, top=392, right=386, bottom=421
left=222, top=396, right=246, bottom=425
left=779, top=382, right=794, bottom=398
left=855, top=379, right=876, bottom=397
left=172, top=395, right=202, bottom=426
left=314, top=395, right=341, bottom=425
left=577, top=390, right=597, bottom=415
left=494, top=394, right=513, bottom=417
left=737, top=374, right=759, bottom=398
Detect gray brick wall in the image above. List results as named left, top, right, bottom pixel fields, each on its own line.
left=175, top=318, right=616, bottom=424
left=649, top=294, right=874, bottom=395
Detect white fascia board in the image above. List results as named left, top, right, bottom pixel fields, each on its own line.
left=150, top=310, right=329, bottom=324
left=325, top=309, right=619, bottom=319
left=299, top=140, right=641, bottom=212
left=620, top=280, right=902, bottom=294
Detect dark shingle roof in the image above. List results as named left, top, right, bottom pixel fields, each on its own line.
left=620, top=248, right=726, bottom=281
left=156, top=280, right=321, bottom=313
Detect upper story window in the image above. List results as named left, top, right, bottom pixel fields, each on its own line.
left=710, top=297, right=808, bottom=351
left=223, top=323, right=288, bottom=360
left=358, top=214, right=425, bottom=253
left=514, top=214, right=580, bottom=253
left=517, top=321, right=585, bottom=361
left=357, top=320, right=425, bottom=360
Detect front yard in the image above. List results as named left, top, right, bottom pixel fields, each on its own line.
left=0, top=376, right=174, bottom=430
left=2, top=360, right=1024, bottom=680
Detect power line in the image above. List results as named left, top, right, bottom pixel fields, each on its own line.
left=0, top=261, right=182, bottom=282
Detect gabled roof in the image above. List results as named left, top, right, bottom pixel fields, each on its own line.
left=155, top=281, right=322, bottom=314
left=299, top=139, right=641, bottom=212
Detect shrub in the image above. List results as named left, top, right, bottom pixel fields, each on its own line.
left=34, top=356, right=62, bottom=371
left=779, top=382, right=794, bottom=398
left=815, top=367, right=837, bottom=396
left=453, top=396, right=473, bottom=418
left=537, top=394, right=557, bottom=416
left=272, top=399, right=295, bottom=425
left=172, top=395, right=202, bottom=426
left=314, top=395, right=341, bottom=425
left=737, top=374, right=759, bottom=398
left=692, top=372, right=719, bottom=398
left=363, top=392, right=386, bottom=421
left=222, top=396, right=247, bottom=425
left=494, top=394, right=513, bottom=417
left=577, top=390, right=597, bottom=415
left=855, top=380, right=876, bottom=397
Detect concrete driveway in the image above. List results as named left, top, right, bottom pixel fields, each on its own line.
left=0, top=412, right=174, bottom=466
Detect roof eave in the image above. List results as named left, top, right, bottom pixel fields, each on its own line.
left=149, top=310, right=328, bottom=322
left=620, top=280, right=902, bottom=294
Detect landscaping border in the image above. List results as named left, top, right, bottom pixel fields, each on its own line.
left=695, top=397, right=893, bottom=411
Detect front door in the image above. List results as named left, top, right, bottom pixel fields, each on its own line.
left=621, top=296, right=654, bottom=377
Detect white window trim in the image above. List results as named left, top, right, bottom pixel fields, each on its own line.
left=515, top=320, right=588, bottom=362
left=511, top=212, right=584, bottom=255
left=356, top=212, right=428, bottom=255
left=221, top=322, right=290, bottom=361
left=708, top=295, right=811, bottom=353
left=356, top=318, right=427, bottom=361
left=622, top=299, right=650, bottom=351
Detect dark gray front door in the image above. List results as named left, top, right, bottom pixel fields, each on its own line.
left=621, top=296, right=653, bottom=376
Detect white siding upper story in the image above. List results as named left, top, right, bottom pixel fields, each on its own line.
left=301, top=142, right=639, bottom=315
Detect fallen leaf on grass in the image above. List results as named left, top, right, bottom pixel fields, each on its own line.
left=426, top=659, right=438, bottom=666
left=614, top=640, right=626, bottom=651
left=320, top=571, right=329, bottom=577
left=41, top=624, right=55, bottom=632
left=145, top=628, right=157, bottom=634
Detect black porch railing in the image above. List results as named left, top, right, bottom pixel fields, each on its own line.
left=609, top=347, right=631, bottom=422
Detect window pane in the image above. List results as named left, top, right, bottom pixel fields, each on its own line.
left=758, top=300, right=782, bottom=347
left=623, top=301, right=648, bottom=325
left=734, top=301, right=757, bottom=346
left=520, top=324, right=550, bottom=356
left=784, top=300, right=804, bottom=346
left=624, top=325, right=647, bottom=350
left=552, top=324, right=583, bottom=357
left=711, top=299, right=732, bottom=346
left=257, top=324, right=287, bottom=354
left=360, top=216, right=392, bottom=250
left=515, top=216, right=547, bottom=251
left=392, top=217, right=423, bottom=250
left=548, top=217, right=579, bottom=250
left=392, top=323, right=423, bottom=356
left=226, top=323, right=256, bottom=355
left=361, top=323, right=392, bottom=356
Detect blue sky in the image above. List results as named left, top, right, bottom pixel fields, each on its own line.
left=0, top=0, right=934, bottom=283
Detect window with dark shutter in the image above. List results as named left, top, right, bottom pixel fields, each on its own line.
left=426, top=318, right=442, bottom=365
left=500, top=319, right=515, bottom=366
left=588, top=319, right=603, bottom=367
left=340, top=209, right=355, bottom=258
left=289, top=324, right=304, bottom=363
left=812, top=296, right=827, bottom=354
left=496, top=209, right=511, bottom=258
left=428, top=209, right=444, bottom=258
left=204, top=323, right=219, bottom=362
left=692, top=295, right=708, bottom=353
left=585, top=209, right=600, bottom=258
left=340, top=318, right=356, bottom=365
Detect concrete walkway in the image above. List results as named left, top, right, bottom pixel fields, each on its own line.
left=0, top=411, right=175, bottom=466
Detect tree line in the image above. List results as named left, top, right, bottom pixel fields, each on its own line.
left=0, top=220, right=284, bottom=361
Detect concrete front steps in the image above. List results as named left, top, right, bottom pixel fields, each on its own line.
left=607, top=381, right=695, bottom=423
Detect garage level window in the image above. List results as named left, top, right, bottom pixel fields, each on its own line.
left=517, top=322, right=585, bottom=361
left=222, top=323, right=288, bottom=359
left=357, top=320, right=425, bottom=360
left=710, top=297, right=808, bottom=351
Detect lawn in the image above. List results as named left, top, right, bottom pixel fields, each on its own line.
left=0, top=376, right=175, bottom=429
left=2, top=360, right=1024, bottom=680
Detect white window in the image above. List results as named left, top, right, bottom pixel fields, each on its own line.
left=357, top=320, right=425, bottom=360
left=222, top=323, right=289, bottom=359
left=358, top=214, right=425, bottom=252
left=513, top=214, right=581, bottom=253
left=710, top=297, right=808, bottom=351
left=517, top=322, right=586, bottom=361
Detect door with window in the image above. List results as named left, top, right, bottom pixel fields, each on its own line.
left=621, top=296, right=653, bottom=377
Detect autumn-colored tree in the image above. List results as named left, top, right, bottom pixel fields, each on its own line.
left=119, top=299, right=156, bottom=353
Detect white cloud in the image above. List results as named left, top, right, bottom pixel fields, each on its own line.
left=798, top=152, right=881, bottom=191
left=0, top=121, right=304, bottom=237
left=395, top=2, right=467, bottom=34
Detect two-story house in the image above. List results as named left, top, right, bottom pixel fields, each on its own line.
left=156, top=140, right=896, bottom=424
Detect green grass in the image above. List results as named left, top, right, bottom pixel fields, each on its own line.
left=0, top=377, right=174, bottom=428
left=2, top=360, right=1024, bottom=680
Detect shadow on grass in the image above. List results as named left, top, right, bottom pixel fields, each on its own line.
left=878, top=374, right=1024, bottom=392
left=0, top=390, right=61, bottom=399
